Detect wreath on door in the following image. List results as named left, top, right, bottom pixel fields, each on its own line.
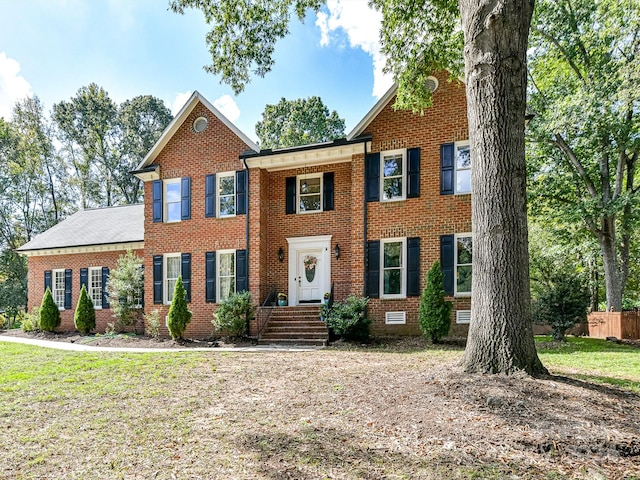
left=303, top=255, right=318, bottom=282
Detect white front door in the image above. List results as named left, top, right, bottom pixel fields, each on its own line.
left=297, top=249, right=323, bottom=303
left=287, top=235, right=332, bottom=306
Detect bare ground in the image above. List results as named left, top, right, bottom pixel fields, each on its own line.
left=0, top=330, right=639, bottom=479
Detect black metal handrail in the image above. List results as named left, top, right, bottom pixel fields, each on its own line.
left=256, top=285, right=277, bottom=339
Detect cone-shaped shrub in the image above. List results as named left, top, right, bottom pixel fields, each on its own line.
left=418, top=261, right=452, bottom=343
left=167, top=276, right=192, bottom=340
left=40, top=287, right=61, bottom=332
left=74, top=284, right=96, bottom=334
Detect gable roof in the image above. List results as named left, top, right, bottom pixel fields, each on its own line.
left=136, top=91, right=260, bottom=170
left=17, top=204, right=144, bottom=253
left=347, top=84, right=398, bottom=140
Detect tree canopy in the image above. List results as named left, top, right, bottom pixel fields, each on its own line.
left=527, top=0, right=640, bottom=310
left=255, top=96, right=345, bottom=149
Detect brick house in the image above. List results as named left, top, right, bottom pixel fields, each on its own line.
left=19, top=71, right=472, bottom=340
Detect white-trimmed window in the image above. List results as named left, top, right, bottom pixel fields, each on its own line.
left=381, top=149, right=406, bottom=201
left=381, top=238, right=406, bottom=298
left=455, top=234, right=472, bottom=296
left=218, top=250, right=236, bottom=302
left=164, top=179, right=182, bottom=223
left=53, top=269, right=65, bottom=309
left=164, top=253, right=181, bottom=304
left=218, top=172, right=236, bottom=217
left=88, top=267, right=102, bottom=309
left=455, top=141, right=471, bottom=194
left=298, top=173, right=322, bottom=213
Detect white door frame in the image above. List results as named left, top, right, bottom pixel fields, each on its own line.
left=286, top=235, right=332, bottom=306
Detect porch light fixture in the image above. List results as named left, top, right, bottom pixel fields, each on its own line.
left=278, top=247, right=284, bottom=262
left=334, top=244, right=340, bottom=259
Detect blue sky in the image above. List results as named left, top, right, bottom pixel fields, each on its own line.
left=0, top=0, right=393, bottom=141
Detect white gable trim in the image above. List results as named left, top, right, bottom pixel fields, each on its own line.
left=20, top=242, right=144, bottom=257
left=136, top=91, right=259, bottom=170
left=347, top=84, right=398, bottom=141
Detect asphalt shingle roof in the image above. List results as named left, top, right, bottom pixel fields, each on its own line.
left=17, top=204, right=144, bottom=252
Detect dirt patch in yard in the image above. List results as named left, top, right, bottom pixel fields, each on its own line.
left=0, top=330, right=638, bottom=478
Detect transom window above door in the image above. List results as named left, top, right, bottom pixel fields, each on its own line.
left=298, top=174, right=322, bottom=213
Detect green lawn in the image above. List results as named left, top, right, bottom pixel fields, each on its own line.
left=536, top=336, right=640, bottom=392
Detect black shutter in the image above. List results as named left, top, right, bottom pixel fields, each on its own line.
left=102, top=267, right=110, bottom=308
left=80, top=268, right=88, bottom=289
left=323, top=172, right=334, bottom=211
left=152, top=180, right=163, bottom=222
left=407, top=147, right=421, bottom=198
left=205, top=174, right=216, bottom=218
left=236, top=249, right=248, bottom=293
left=407, top=237, right=421, bottom=296
left=64, top=269, right=72, bottom=309
left=285, top=177, right=296, bottom=214
left=44, top=270, right=52, bottom=292
left=181, top=253, right=191, bottom=302
left=440, top=143, right=455, bottom=195
left=206, top=252, right=216, bottom=303
left=365, top=152, right=380, bottom=202
left=366, top=240, right=380, bottom=298
left=153, top=255, right=163, bottom=304
left=140, top=264, right=145, bottom=307
left=236, top=170, right=247, bottom=215
left=181, top=177, right=191, bottom=220
left=440, top=235, right=455, bottom=295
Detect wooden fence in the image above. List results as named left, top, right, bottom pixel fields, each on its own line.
left=587, top=311, right=640, bottom=339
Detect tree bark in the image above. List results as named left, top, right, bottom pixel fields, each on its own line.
left=460, top=0, right=547, bottom=374
left=597, top=219, right=623, bottom=311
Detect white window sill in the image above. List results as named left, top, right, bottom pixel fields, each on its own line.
left=454, top=293, right=472, bottom=298
left=381, top=197, right=405, bottom=203
left=380, top=295, right=406, bottom=300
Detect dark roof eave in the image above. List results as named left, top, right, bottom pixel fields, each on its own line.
left=130, top=164, right=160, bottom=176
left=240, top=134, right=372, bottom=159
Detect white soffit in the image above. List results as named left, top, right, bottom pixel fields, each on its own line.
left=245, top=142, right=368, bottom=172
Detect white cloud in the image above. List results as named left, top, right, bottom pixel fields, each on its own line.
left=315, top=0, right=393, bottom=99
left=213, top=94, right=240, bottom=123
left=0, top=52, right=33, bottom=120
left=171, top=91, right=192, bottom=116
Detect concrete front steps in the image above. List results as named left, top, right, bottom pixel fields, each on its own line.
left=258, top=305, right=328, bottom=346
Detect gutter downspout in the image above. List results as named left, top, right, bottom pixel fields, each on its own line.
left=363, top=141, right=368, bottom=297
left=243, top=157, right=251, bottom=334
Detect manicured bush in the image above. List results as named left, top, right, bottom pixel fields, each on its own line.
left=144, top=309, right=161, bottom=340
left=325, top=295, right=371, bottom=342
left=212, top=291, right=255, bottom=337
left=532, top=273, right=590, bottom=341
left=39, top=287, right=61, bottom=332
left=21, top=307, right=40, bottom=332
left=418, top=261, right=453, bottom=343
left=74, top=284, right=96, bottom=334
left=167, top=276, right=192, bottom=340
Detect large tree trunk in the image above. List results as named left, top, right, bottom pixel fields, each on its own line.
left=598, top=218, right=623, bottom=311
left=460, top=0, right=547, bottom=375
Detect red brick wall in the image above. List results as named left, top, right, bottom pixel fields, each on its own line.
left=360, top=72, right=472, bottom=336
left=26, top=249, right=143, bottom=332
left=142, top=102, right=253, bottom=339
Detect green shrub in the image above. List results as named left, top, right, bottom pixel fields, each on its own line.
left=106, top=250, right=144, bottom=333
left=39, top=287, right=61, bottom=332
left=167, top=276, right=192, bottom=340
left=213, top=291, right=255, bottom=337
left=74, top=285, right=96, bottom=334
left=532, top=273, right=590, bottom=341
left=325, top=295, right=371, bottom=342
left=21, top=307, right=40, bottom=332
left=144, top=310, right=161, bottom=340
left=418, top=261, right=453, bottom=343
